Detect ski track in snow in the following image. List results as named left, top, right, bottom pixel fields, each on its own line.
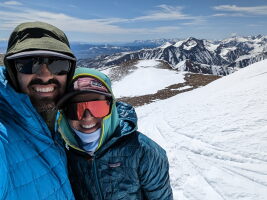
left=127, top=60, right=267, bottom=200
left=137, top=107, right=267, bottom=199
left=103, top=59, right=267, bottom=199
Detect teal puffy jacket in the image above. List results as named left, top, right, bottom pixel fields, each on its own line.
left=57, top=68, right=173, bottom=200
left=0, top=67, right=74, bottom=200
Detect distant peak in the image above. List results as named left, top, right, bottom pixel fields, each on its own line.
left=160, top=42, right=173, bottom=49
left=186, top=37, right=198, bottom=41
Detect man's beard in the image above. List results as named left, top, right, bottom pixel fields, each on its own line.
left=31, top=96, right=57, bottom=113
left=27, top=78, right=65, bottom=132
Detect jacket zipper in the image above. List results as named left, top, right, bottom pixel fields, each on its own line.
left=92, top=156, right=104, bottom=200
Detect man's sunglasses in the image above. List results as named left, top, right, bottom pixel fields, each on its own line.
left=64, top=100, right=111, bottom=120
left=14, top=57, right=71, bottom=75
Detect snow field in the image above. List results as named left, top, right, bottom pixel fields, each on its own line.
left=136, top=60, right=267, bottom=199
left=104, top=59, right=267, bottom=199
left=111, top=60, right=186, bottom=98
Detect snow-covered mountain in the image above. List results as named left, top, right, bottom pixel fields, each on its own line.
left=71, top=39, right=181, bottom=59
left=104, top=59, right=267, bottom=200
left=79, top=35, right=267, bottom=76
left=71, top=43, right=150, bottom=59
left=0, top=40, right=174, bottom=60
left=125, top=38, right=181, bottom=46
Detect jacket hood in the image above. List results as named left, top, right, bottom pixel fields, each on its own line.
left=57, top=68, right=137, bottom=153
left=0, top=67, right=53, bottom=140
left=3, top=21, right=76, bottom=91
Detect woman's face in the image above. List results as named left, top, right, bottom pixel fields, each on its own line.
left=68, top=93, right=107, bottom=134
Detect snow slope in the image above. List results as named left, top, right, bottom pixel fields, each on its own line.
left=107, top=60, right=185, bottom=98
left=109, top=59, right=267, bottom=200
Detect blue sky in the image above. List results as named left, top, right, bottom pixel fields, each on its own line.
left=0, top=0, right=267, bottom=43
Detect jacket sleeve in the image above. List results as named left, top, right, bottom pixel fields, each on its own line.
left=0, top=129, right=8, bottom=200
left=138, top=136, right=173, bottom=200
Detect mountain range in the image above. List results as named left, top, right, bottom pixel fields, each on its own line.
left=78, top=35, right=267, bottom=76
left=71, top=39, right=183, bottom=59
left=1, top=35, right=267, bottom=76
left=0, top=39, right=177, bottom=59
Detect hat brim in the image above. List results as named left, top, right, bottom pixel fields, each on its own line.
left=5, top=50, right=76, bottom=61
left=57, top=90, right=112, bottom=109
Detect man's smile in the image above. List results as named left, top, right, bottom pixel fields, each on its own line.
left=33, top=86, right=55, bottom=93
left=30, top=84, right=58, bottom=97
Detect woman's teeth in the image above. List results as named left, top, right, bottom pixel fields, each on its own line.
left=81, top=123, right=96, bottom=129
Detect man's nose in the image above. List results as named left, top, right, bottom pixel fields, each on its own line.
left=35, top=64, right=53, bottom=81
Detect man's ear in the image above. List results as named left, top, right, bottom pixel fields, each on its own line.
left=5, top=60, right=21, bottom=92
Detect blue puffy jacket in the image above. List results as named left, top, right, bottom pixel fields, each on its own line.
left=0, top=67, right=74, bottom=200
left=57, top=68, right=173, bottom=200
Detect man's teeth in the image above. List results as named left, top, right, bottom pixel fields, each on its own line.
left=35, top=87, right=54, bottom=92
left=81, top=124, right=96, bottom=129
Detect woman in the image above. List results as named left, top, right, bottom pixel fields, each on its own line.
left=56, top=67, right=173, bottom=200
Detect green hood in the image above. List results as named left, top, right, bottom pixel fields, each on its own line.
left=4, top=21, right=76, bottom=90
left=57, top=67, right=120, bottom=153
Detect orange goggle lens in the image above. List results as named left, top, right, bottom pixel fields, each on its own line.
left=65, top=100, right=110, bottom=120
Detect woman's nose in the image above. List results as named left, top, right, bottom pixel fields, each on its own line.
left=82, top=109, right=93, bottom=120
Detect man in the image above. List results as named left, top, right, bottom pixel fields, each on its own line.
left=0, top=22, right=76, bottom=199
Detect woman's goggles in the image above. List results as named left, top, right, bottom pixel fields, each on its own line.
left=64, top=100, right=111, bottom=120
left=14, top=57, right=71, bottom=75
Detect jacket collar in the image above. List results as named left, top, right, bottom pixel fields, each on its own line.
left=0, top=67, right=53, bottom=140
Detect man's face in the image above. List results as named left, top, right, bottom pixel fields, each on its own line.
left=17, top=63, right=67, bottom=112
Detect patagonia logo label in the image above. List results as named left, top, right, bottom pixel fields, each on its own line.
left=109, top=162, right=121, bottom=168
left=65, top=143, right=70, bottom=150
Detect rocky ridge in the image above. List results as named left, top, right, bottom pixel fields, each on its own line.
left=78, top=35, right=267, bottom=76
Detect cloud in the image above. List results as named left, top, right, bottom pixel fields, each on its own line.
left=0, top=9, right=126, bottom=33
left=92, top=4, right=201, bottom=24
left=182, top=17, right=206, bottom=26
left=248, top=23, right=265, bottom=27
left=213, top=5, right=267, bottom=15
left=3, top=1, right=22, bottom=6
left=68, top=4, right=77, bottom=8
left=132, top=4, right=194, bottom=22
left=230, top=32, right=237, bottom=37
left=212, top=13, right=245, bottom=17
left=0, top=3, right=200, bottom=39
left=0, top=8, right=179, bottom=35
left=145, top=26, right=180, bottom=34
